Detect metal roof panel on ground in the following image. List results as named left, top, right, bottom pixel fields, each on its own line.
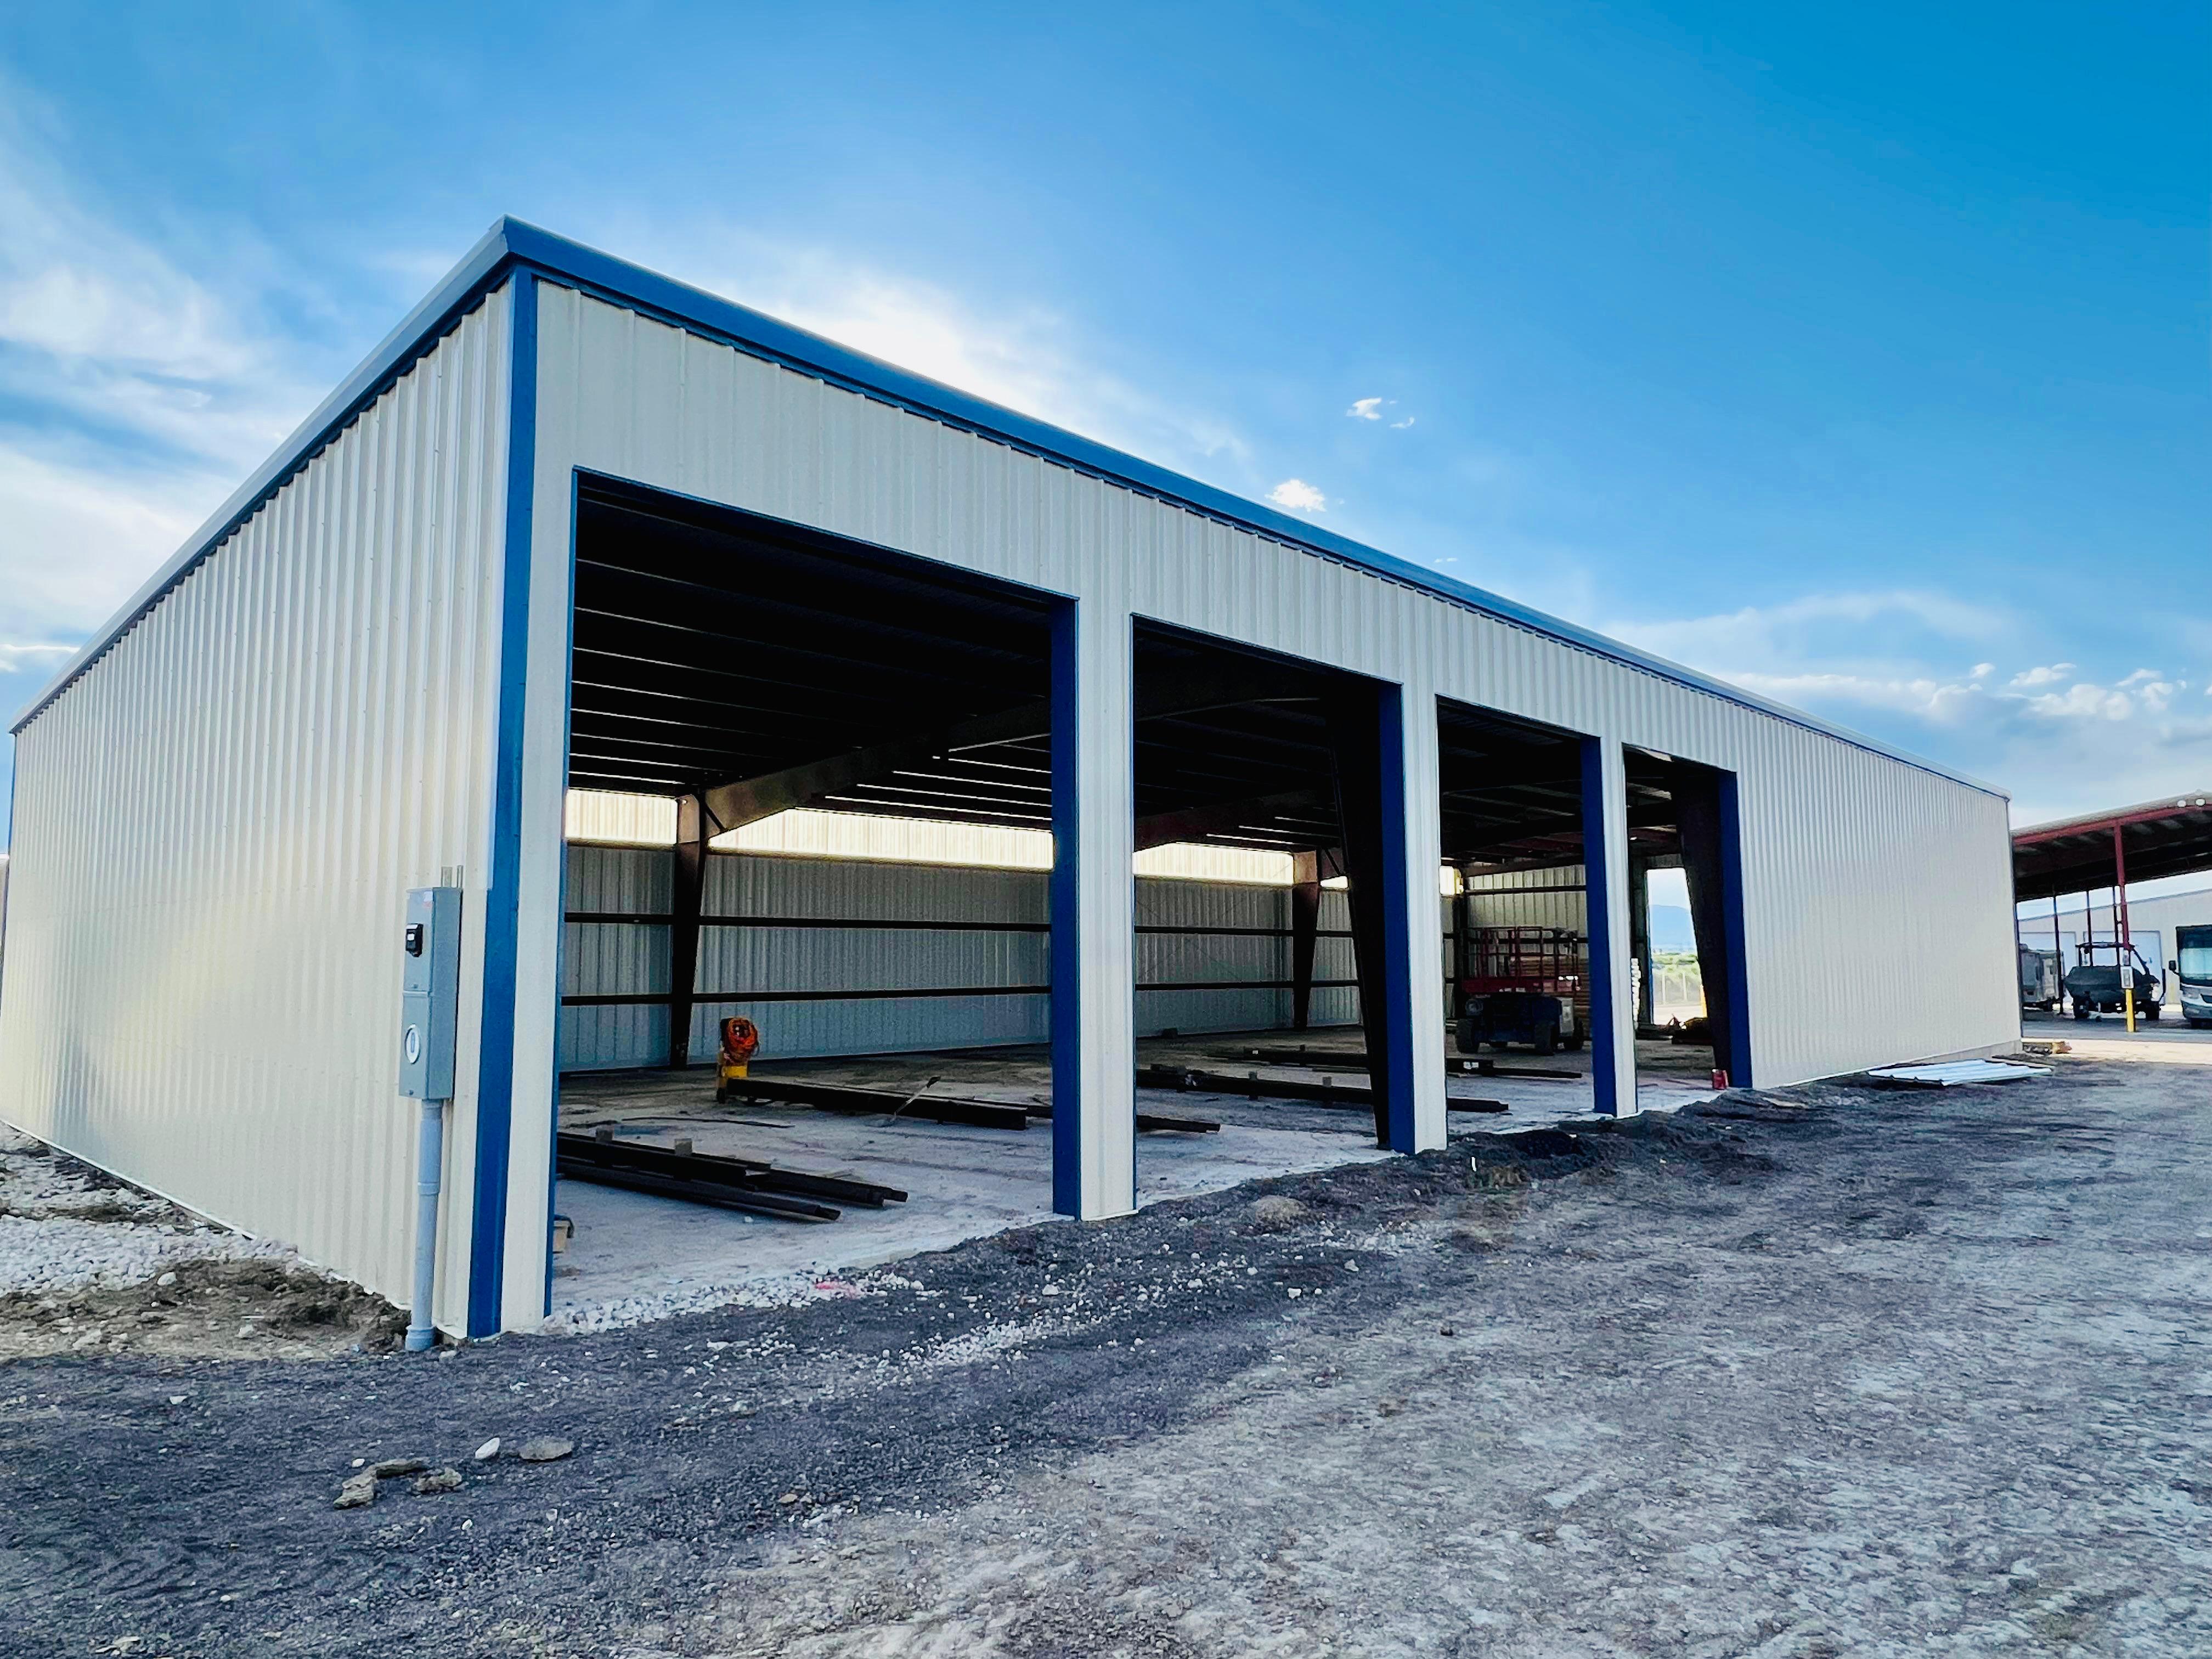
left=9, top=217, right=1999, bottom=798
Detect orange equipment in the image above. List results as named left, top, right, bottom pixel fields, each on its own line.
left=714, top=1016, right=761, bottom=1102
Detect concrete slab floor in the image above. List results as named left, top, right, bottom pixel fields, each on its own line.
left=546, top=1029, right=1718, bottom=1328
left=2022, top=1005, right=2212, bottom=1064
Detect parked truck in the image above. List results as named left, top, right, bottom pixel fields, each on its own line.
left=2018, top=944, right=2061, bottom=1012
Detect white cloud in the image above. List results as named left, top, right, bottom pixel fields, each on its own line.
left=1601, top=588, right=2212, bottom=818
left=0, top=641, right=74, bottom=673
left=0, top=95, right=331, bottom=734
left=1267, top=478, right=1328, bottom=512
left=1721, top=670, right=1990, bottom=725
left=0, top=105, right=317, bottom=469
left=1612, top=588, right=2010, bottom=677
left=2021, top=682, right=2134, bottom=723
left=1347, top=396, right=1415, bottom=430
left=631, top=227, right=1254, bottom=481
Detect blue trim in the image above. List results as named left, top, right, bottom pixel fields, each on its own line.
left=469, top=270, right=540, bottom=1339
left=1374, top=685, right=1420, bottom=1152
left=1579, top=738, right=1622, bottom=1118
left=1048, top=599, right=1083, bottom=1217
left=1718, top=771, right=1754, bottom=1088
left=8, top=216, right=2005, bottom=803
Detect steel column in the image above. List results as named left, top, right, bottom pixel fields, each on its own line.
left=1049, top=600, right=1136, bottom=1219
left=1289, top=850, right=1320, bottom=1031
left=2115, top=827, right=2135, bottom=1030
left=1579, top=738, right=1636, bottom=1116
left=1629, top=858, right=1654, bottom=1028
left=667, top=794, right=708, bottom=1066
left=1324, top=682, right=1435, bottom=1150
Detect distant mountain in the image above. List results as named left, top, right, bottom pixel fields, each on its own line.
left=1648, top=903, right=1696, bottom=954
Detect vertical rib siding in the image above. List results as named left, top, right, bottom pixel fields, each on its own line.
left=555, top=849, right=1361, bottom=1070
left=1464, top=866, right=1589, bottom=935
left=0, top=291, right=512, bottom=1319
left=530, top=283, right=2017, bottom=1091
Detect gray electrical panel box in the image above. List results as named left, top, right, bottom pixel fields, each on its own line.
left=398, top=887, right=462, bottom=1101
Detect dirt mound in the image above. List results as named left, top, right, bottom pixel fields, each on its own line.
left=0, top=1255, right=405, bottom=1361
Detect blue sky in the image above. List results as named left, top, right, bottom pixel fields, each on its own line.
left=1, top=1, right=2205, bottom=843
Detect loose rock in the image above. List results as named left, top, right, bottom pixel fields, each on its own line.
left=1248, top=1195, right=1311, bottom=1231
left=413, top=1468, right=462, bottom=1495
left=333, top=1474, right=378, bottom=1510
left=473, top=1437, right=501, bottom=1462
left=369, top=1457, right=426, bottom=1479
left=518, top=1436, right=575, bottom=1464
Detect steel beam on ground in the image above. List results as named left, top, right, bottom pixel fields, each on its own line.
left=724, top=1077, right=1034, bottom=1131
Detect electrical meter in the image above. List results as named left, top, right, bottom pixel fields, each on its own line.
left=398, top=887, right=461, bottom=1100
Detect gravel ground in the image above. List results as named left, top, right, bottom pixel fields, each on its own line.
left=2, top=1054, right=2208, bottom=1656
left=0, top=1128, right=405, bottom=1362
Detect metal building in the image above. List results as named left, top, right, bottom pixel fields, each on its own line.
left=0, top=219, right=2019, bottom=1337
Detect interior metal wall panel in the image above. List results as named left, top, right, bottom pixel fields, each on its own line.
left=529, top=283, right=2018, bottom=1098
left=560, top=844, right=670, bottom=1070
left=0, top=289, right=514, bottom=1326
left=1135, top=878, right=1288, bottom=1036
left=556, top=848, right=1361, bottom=1069
left=1464, top=866, right=1589, bottom=935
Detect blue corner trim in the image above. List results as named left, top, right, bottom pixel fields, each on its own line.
left=469, top=270, right=540, bottom=1338
left=1718, top=771, right=1754, bottom=1088
left=1375, top=685, right=1420, bottom=1152
left=1580, top=738, right=1622, bottom=1118
left=6, top=216, right=2006, bottom=804
left=1047, top=599, right=1082, bottom=1217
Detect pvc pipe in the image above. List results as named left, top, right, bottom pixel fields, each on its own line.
left=405, top=1098, right=445, bottom=1352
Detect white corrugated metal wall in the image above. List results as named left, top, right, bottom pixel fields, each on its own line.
left=0, top=289, right=515, bottom=1324
left=1464, top=865, right=1588, bottom=934
left=527, top=283, right=2017, bottom=1105
left=558, top=843, right=1358, bottom=1070
left=0, top=253, right=2021, bottom=1339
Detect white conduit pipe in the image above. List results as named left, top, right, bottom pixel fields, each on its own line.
left=405, top=1098, right=446, bottom=1351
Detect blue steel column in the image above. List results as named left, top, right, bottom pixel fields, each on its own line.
left=1579, top=736, right=1636, bottom=1117
left=1049, top=599, right=1136, bottom=1218
left=1372, top=685, right=1421, bottom=1152
left=1392, top=684, right=1448, bottom=1150
left=1330, top=681, right=1437, bottom=1153
left=1717, top=771, right=1754, bottom=1087
left=469, top=269, right=539, bottom=1338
